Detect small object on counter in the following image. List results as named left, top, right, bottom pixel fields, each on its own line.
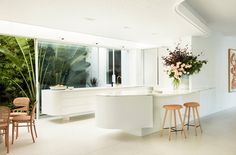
left=67, top=86, right=74, bottom=90
left=50, top=84, right=67, bottom=90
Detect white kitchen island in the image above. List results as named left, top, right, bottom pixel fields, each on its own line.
left=96, top=88, right=215, bottom=136
left=96, top=92, right=153, bottom=130
left=42, top=86, right=214, bottom=136
left=41, top=86, right=153, bottom=119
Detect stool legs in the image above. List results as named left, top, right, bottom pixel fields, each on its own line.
left=187, top=107, right=191, bottom=130
left=160, top=109, right=186, bottom=141
left=195, top=107, right=203, bottom=133
left=183, top=106, right=202, bottom=136
left=183, top=107, right=187, bottom=130
left=177, top=110, right=186, bottom=138
left=174, top=110, right=177, bottom=134
left=160, top=109, right=168, bottom=137
left=168, top=110, right=172, bottom=141
left=193, top=107, right=197, bottom=136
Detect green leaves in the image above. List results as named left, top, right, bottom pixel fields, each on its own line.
left=38, top=41, right=91, bottom=88
left=0, top=47, right=22, bottom=67
left=0, top=35, right=35, bottom=104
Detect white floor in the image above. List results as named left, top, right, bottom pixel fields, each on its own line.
left=1, top=107, right=236, bottom=155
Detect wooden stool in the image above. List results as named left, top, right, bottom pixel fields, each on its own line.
left=183, top=102, right=202, bottom=136
left=160, top=104, right=186, bottom=141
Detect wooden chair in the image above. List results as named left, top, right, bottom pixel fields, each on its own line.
left=183, top=102, right=203, bottom=136
left=10, top=97, right=30, bottom=117
left=10, top=97, right=31, bottom=136
left=12, top=102, right=38, bottom=144
left=160, top=104, right=186, bottom=141
left=0, top=106, right=10, bottom=153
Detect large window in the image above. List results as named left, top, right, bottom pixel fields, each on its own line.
left=106, top=49, right=122, bottom=85
left=38, top=41, right=99, bottom=89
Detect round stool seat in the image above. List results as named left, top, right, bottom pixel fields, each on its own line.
left=163, top=104, right=183, bottom=110
left=184, top=102, right=200, bottom=107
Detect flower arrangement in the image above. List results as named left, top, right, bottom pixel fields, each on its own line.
left=162, top=43, right=207, bottom=89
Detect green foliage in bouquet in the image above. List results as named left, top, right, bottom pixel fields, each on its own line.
left=162, top=43, right=207, bottom=88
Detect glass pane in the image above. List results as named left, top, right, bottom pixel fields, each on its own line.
left=115, top=50, right=122, bottom=84
left=38, top=41, right=99, bottom=89
left=106, top=50, right=122, bottom=84
left=106, top=50, right=113, bottom=84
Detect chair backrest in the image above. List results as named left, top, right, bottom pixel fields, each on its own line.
left=30, top=102, right=37, bottom=121
left=0, top=106, right=10, bottom=125
left=13, top=97, right=30, bottom=112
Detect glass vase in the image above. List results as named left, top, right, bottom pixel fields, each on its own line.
left=172, top=78, right=180, bottom=90
left=179, top=75, right=189, bottom=90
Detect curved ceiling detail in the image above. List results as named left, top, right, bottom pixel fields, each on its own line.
left=174, top=0, right=211, bottom=36
left=0, top=0, right=210, bottom=48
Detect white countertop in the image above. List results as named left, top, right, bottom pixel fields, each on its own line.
left=152, top=87, right=215, bottom=97
left=42, top=85, right=153, bottom=92
left=97, top=91, right=153, bottom=97
left=42, top=85, right=214, bottom=97
left=97, top=87, right=215, bottom=97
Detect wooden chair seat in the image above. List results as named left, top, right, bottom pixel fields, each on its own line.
left=10, top=112, right=28, bottom=117
left=12, top=116, right=31, bottom=122
left=183, top=102, right=200, bottom=107
left=163, top=104, right=183, bottom=110
left=0, top=123, right=8, bottom=128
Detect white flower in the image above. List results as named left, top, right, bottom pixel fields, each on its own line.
left=177, top=62, right=181, bottom=65
left=176, top=62, right=181, bottom=68
left=185, top=64, right=192, bottom=68
left=179, top=67, right=184, bottom=71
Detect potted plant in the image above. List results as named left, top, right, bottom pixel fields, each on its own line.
left=162, top=43, right=207, bottom=89
left=89, top=77, right=98, bottom=87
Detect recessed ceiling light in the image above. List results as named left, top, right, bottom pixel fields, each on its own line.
left=84, top=17, right=96, bottom=21
left=152, top=33, right=158, bottom=35
left=59, top=37, right=65, bottom=40
left=123, top=26, right=131, bottom=29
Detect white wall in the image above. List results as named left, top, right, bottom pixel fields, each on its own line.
left=191, top=33, right=236, bottom=113
left=214, top=36, right=236, bottom=110
left=158, top=47, right=172, bottom=90
left=121, top=50, right=129, bottom=85
left=98, top=48, right=108, bottom=86
left=127, top=49, right=144, bottom=86
left=191, top=34, right=219, bottom=89
left=143, top=48, right=158, bottom=87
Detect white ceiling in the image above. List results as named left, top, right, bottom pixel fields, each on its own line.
left=187, top=0, right=236, bottom=35
left=0, top=0, right=204, bottom=46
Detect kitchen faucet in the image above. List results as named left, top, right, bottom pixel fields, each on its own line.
left=116, top=76, right=122, bottom=84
